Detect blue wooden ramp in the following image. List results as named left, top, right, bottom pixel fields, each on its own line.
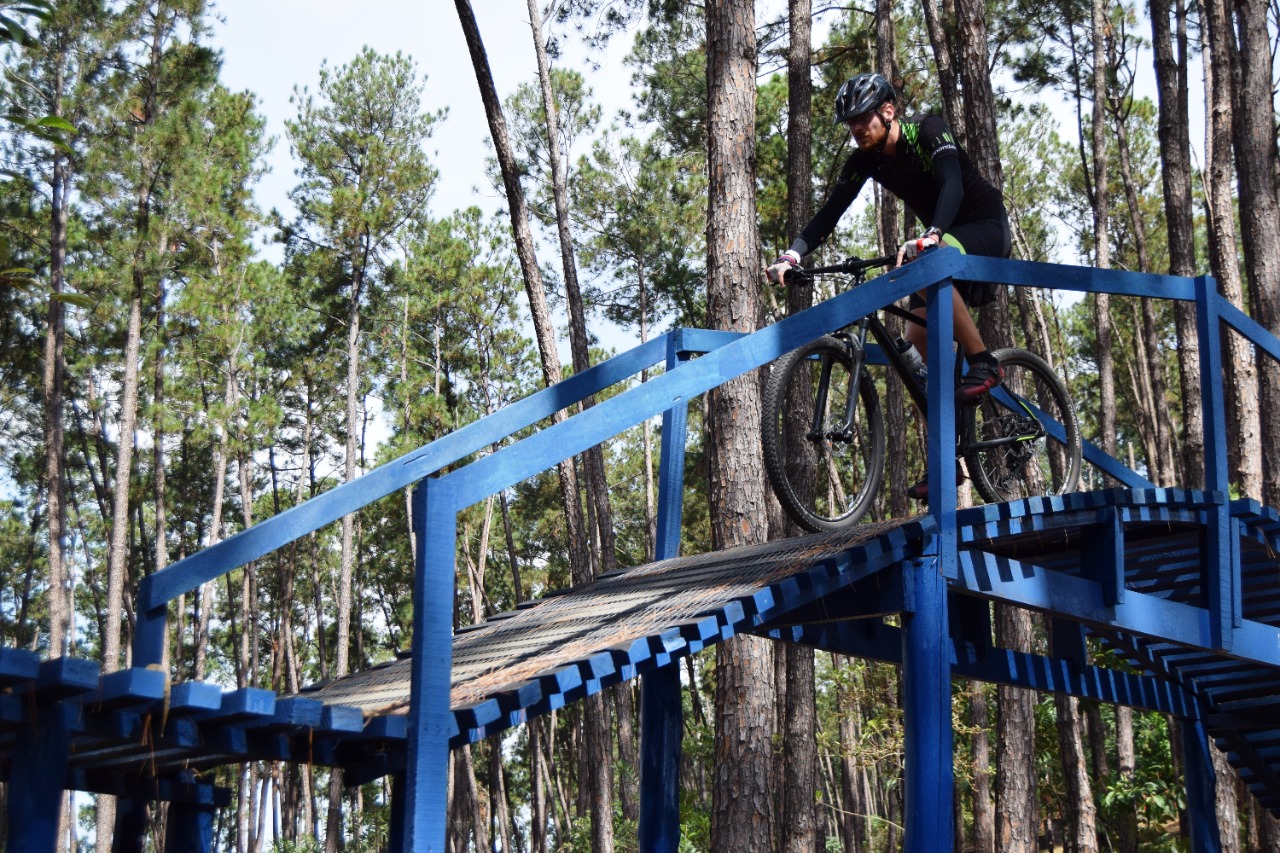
left=4, top=252, right=1280, bottom=852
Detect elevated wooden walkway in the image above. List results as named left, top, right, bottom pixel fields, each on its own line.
left=4, top=253, right=1280, bottom=852
left=4, top=490, right=1279, bottom=843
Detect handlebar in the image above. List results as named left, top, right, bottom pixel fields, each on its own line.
left=789, top=255, right=895, bottom=281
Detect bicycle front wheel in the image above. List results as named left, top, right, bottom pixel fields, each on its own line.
left=763, top=336, right=886, bottom=532
left=964, top=347, right=1082, bottom=503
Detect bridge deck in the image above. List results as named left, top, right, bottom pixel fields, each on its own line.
left=5, top=489, right=1279, bottom=818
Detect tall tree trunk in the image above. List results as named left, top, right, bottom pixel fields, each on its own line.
left=1115, top=706, right=1138, bottom=853
left=1230, top=0, right=1280, bottom=507
left=1111, top=99, right=1180, bottom=484
left=921, top=0, right=964, bottom=136
left=1211, top=744, right=1243, bottom=853
left=996, top=606, right=1037, bottom=853
left=522, top=7, right=618, bottom=844
left=1055, top=695, right=1099, bottom=853
left=955, top=0, right=1012, bottom=354
left=1202, top=0, right=1263, bottom=499
left=706, top=2, right=775, bottom=851
left=1089, top=0, right=1118, bottom=467
left=45, top=145, right=71, bottom=659
left=971, top=684, right=995, bottom=853
left=1150, top=0, right=1203, bottom=486
left=325, top=280, right=365, bottom=853
left=779, top=2, right=820, bottom=850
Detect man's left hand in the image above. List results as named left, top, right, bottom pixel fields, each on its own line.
left=896, top=229, right=942, bottom=266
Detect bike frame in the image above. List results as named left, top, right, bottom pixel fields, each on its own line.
left=797, top=257, right=1042, bottom=457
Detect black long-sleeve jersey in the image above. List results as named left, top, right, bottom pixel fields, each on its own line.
left=791, top=114, right=1006, bottom=257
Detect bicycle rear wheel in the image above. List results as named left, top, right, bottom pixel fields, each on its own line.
left=964, top=347, right=1081, bottom=503
left=763, top=336, right=886, bottom=532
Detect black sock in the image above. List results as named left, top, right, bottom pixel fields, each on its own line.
left=969, top=350, right=997, bottom=365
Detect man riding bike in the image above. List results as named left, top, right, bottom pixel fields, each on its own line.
left=766, top=72, right=1012, bottom=500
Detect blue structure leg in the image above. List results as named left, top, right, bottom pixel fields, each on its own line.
left=902, top=557, right=953, bottom=853
left=639, top=665, right=683, bottom=853
left=1181, top=717, right=1224, bottom=853
left=396, top=478, right=457, bottom=853
left=638, top=348, right=691, bottom=852
left=114, top=795, right=149, bottom=852
left=166, top=800, right=215, bottom=852
left=8, top=704, right=73, bottom=853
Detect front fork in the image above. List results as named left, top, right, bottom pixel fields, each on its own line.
left=807, top=323, right=871, bottom=442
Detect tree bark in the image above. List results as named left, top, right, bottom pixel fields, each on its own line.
left=921, top=0, right=964, bottom=136
left=1089, top=0, right=1118, bottom=469
left=1055, top=695, right=1099, bottom=853
left=706, top=2, right=775, bottom=851
left=778, top=2, right=820, bottom=850
left=1149, top=0, right=1203, bottom=487
left=1202, top=0, right=1263, bottom=500
left=955, top=0, right=1013, bottom=354
left=971, top=684, right=995, bottom=853
left=1230, top=0, right=1280, bottom=507
left=996, top=606, right=1037, bottom=853
left=1115, top=706, right=1138, bottom=853
left=522, top=8, right=619, bottom=844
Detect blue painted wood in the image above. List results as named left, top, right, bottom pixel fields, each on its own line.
left=132, top=336, right=672, bottom=659
left=797, top=618, right=1202, bottom=716
left=0, top=646, right=41, bottom=685
left=398, top=478, right=456, bottom=853
left=638, top=664, right=682, bottom=853
left=1181, top=718, right=1224, bottom=853
left=167, top=799, right=215, bottom=853
left=1082, top=509, right=1125, bottom=606
left=1195, top=276, right=1236, bottom=653
left=924, top=277, right=958, bottom=580
left=441, top=252, right=965, bottom=511
left=88, top=666, right=168, bottom=711
left=1217, top=296, right=1280, bottom=362
left=34, top=655, right=99, bottom=700
left=956, top=254, right=1198, bottom=300
left=900, top=558, right=954, bottom=852
left=7, top=703, right=74, bottom=853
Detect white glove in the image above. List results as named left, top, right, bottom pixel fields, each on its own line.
left=896, top=229, right=942, bottom=266
left=766, top=250, right=802, bottom=284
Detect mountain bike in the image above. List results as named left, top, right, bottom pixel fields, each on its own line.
left=763, top=255, right=1082, bottom=532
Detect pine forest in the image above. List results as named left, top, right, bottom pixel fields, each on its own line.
left=1, top=0, right=1279, bottom=850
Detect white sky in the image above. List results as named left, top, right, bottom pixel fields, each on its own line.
left=212, top=0, right=636, bottom=242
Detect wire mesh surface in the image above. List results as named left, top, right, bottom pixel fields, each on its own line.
left=302, top=519, right=920, bottom=717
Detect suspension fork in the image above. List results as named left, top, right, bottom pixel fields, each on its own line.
left=806, top=320, right=872, bottom=441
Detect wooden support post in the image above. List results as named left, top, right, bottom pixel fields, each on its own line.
left=639, top=666, right=682, bottom=853
left=639, top=343, right=690, bottom=852
left=901, top=271, right=956, bottom=853
left=165, top=772, right=215, bottom=853
left=8, top=704, right=74, bottom=853
left=902, top=557, right=953, bottom=852
left=1180, top=717, right=1224, bottom=853
left=396, top=478, right=457, bottom=853
left=1194, top=276, right=1236, bottom=651
left=925, top=274, right=958, bottom=579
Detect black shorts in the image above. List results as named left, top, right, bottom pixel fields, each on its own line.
left=908, top=212, right=1011, bottom=309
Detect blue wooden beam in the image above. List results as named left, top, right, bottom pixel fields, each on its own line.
left=1181, top=717, right=1224, bottom=853
left=1195, top=275, right=1236, bottom=655
left=902, top=556, right=953, bottom=852
left=397, top=478, right=457, bottom=853
left=441, top=252, right=966, bottom=511
left=7, top=703, right=75, bottom=853
left=785, top=618, right=1200, bottom=717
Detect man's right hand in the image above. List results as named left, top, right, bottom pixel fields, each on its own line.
left=766, top=250, right=801, bottom=284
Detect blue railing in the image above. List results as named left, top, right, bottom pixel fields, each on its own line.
left=132, top=250, right=1280, bottom=665
left=120, top=249, right=1280, bottom=850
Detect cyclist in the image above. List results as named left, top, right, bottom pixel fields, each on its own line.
left=766, top=72, right=1011, bottom=500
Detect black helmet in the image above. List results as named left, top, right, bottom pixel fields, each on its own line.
left=833, top=73, right=896, bottom=124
